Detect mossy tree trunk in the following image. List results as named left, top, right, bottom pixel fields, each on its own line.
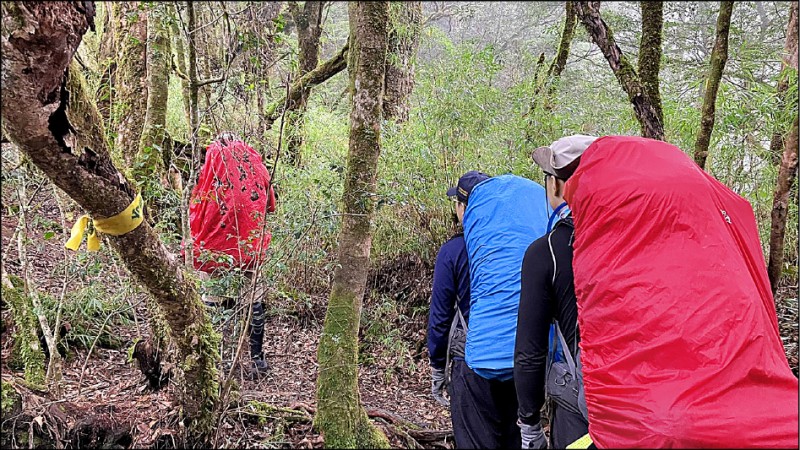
left=767, top=1, right=799, bottom=295
left=315, top=2, right=391, bottom=448
left=575, top=1, right=665, bottom=141
left=383, top=1, right=422, bottom=122
left=543, top=1, right=577, bottom=110
left=1, top=2, right=220, bottom=437
left=2, top=273, right=46, bottom=388
left=95, top=2, right=116, bottom=130
left=169, top=2, right=192, bottom=141
left=692, top=1, right=734, bottom=170
left=112, top=1, right=148, bottom=168
left=285, top=1, right=325, bottom=166
left=638, top=1, right=663, bottom=125
left=768, top=1, right=799, bottom=166
left=135, top=1, right=171, bottom=201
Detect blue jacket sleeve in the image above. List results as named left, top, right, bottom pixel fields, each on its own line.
left=428, top=243, right=458, bottom=370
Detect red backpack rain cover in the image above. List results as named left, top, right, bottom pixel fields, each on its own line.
left=189, top=140, right=276, bottom=273
left=563, top=136, right=798, bottom=448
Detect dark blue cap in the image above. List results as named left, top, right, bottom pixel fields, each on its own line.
left=446, top=170, right=489, bottom=203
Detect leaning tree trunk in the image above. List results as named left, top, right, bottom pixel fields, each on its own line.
left=638, top=1, right=663, bottom=126
left=383, top=1, right=422, bottom=122
left=542, top=0, right=577, bottom=110
left=112, top=1, right=148, bottom=168
left=263, top=45, right=349, bottom=131
left=315, top=2, right=391, bottom=448
left=136, top=1, right=171, bottom=197
left=284, top=1, right=324, bottom=166
left=692, top=1, right=734, bottom=170
left=767, top=1, right=800, bottom=295
left=769, top=1, right=799, bottom=166
left=1, top=2, right=220, bottom=437
left=575, top=1, right=664, bottom=141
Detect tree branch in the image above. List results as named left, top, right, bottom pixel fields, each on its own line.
left=263, top=43, right=349, bottom=130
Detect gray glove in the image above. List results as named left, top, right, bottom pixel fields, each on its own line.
left=519, top=420, right=547, bottom=449
left=430, top=367, right=450, bottom=407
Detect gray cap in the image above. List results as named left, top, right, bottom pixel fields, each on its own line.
left=531, top=134, right=599, bottom=180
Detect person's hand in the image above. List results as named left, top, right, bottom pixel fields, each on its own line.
left=430, top=366, right=449, bottom=407
left=519, top=420, right=547, bottom=449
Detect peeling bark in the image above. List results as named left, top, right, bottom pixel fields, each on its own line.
left=638, top=1, right=663, bottom=125
left=316, top=2, right=390, bottom=448
left=112, top=1, right=148, bottom=168
left=1, top=1, right=220, bottom=436
left=575, top=1, right=665, bottom=140
left=693, top=1, right=734, bottom=170
left=383, top=1, right=422, bottom=122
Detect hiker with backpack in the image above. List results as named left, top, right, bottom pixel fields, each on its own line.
left=514, top=135, right=598, bottom=449
left=189, top=132, right=277, bottom=378
left=547, top=135, right=798, bottom=448
left=442, top=170, right=551, bottom=449
left=426, top=179, right=472, bottom=444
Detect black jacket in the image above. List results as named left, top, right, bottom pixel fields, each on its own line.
left=514, top=217, right=580, bottom=425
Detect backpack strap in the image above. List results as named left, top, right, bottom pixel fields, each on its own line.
left=445, top=296, right=468, bottom=384
left=554, top=320, right=577, bottom=378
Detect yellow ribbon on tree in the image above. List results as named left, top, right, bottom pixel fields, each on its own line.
left=566, top=433, right=594, bottom=449
left=65, top=193, right=144, bottom=252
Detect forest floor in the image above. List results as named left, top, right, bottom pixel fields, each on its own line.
left=0, top=173, right=453, bottom=449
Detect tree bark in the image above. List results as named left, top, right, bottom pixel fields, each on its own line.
left=284, top=1, right=325, bottom=166
left=768, top=116, right=799, bottom=294
left=692, top=1, right=734, bottom=170
left=315, top=2, right=391, bottom=448
left=169, top=1, right=192, bottom=139
left=1, top=2, right=220, bottom=436
left=383, top=1, right=423, bottom=122
left=263, top=44, right=349, bottom=131
left=112, top=1, right=148, bottom=168
left=575, top=1, right=665, bottom=141
left=543, top=1, right=577, bottom=110
left=95, top=2, right=116, bottom=129
left=767, top=1, right=800, bottom=295
left=136, top=1, right=172, bottom=197
left=638, top=1, right=663, bottom=125
left=769, top=1, right=799, bottom=166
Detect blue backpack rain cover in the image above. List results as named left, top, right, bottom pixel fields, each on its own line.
left=463, top=174, right=550, bottom=371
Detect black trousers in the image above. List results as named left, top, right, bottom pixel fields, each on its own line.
left=550, top=401, right=589, bottom=449
left=449, top=359, right=521, bottom=449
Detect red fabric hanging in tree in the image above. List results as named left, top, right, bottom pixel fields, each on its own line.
left=189, top=140, right=276, bottom=273
left=564, top=136, right=798, bottom=448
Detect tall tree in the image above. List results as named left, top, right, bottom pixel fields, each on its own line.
left=638, top=1, right=663, bottom=125
left=1, top=1, right=220, bottom=436
left=767, top=2, right=799, bottom=295
left=285, top=1, right=325, bottom=166
left=135, top=1, right=172, bottom=197
left=692, top=1, right=734, bottom=170
left=542, top=1, right=577, bottom=110
left=575, top=1, right=665, bottom=140
left=383, top=1, right=423, bottom=122
left=315, top=2, right=391, bottom=448
left=769, top=1, right=799, bottom=166
left=112, top=1, right=148, bottom=168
